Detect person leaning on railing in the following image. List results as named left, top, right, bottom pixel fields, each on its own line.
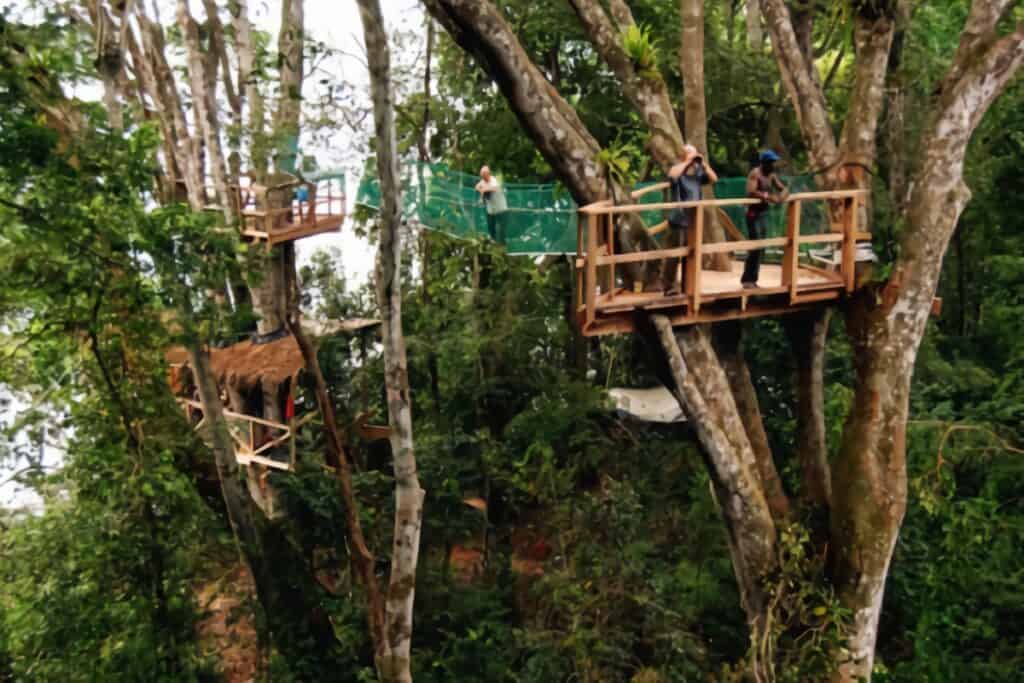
left=742, top=150, right=789, bottom=289
left=662, top=144, right=719, bottom=297
left=475, top=165, right=508, bottom=242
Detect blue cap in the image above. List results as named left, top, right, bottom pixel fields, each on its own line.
left=759, top=150, right=780, bottom=163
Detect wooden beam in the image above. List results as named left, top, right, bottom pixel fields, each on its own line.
left=687, top=206, right=704, bottom=314
left=630, top=182, right=670, bottom=199
left=605, top=213, right=615, bottom=299
left=646, top=220, right=669, bottom=236
left=585, top=212, right=597, bottom=328
left=578, top=188, right=869, bottom=215
left=703, top=237, right=789, bottom=253
left=783, top=200, right=801, bottom=302
left=596, top=246, right=689, bottom=266
left=798, top=233, right=844, bottom=244
left=843, top=196, right=857, bottom=292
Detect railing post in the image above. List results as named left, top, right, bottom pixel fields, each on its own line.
left=843, top=196, right=857, bottom=292
left=686, top=203, right=703, bottom=314
left=586, top=212, right=598, bottom=330
left=289, top=381, right=297, bottom=468
left=605, top=213, right=615, bottom=300
left=783, top=200, right=802, bottom=303
left=576, top=214, right=584, bottom=318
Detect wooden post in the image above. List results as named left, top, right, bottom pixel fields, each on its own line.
left=575, top=215, right=584, bottom=317
left=288, top=378, right=297, bottom=469
left=686, top=205, right=704, bottom=314
left=843, top=196, right=857, bottom=292
left=586, top=212, right=598, bottom=330
left=605, top=213, right=615, bottom=300
left=783, top=200, right=802, bottom=303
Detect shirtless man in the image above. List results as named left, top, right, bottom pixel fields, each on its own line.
left=474, top=165, right=508, bottom=241
left=742, top=150, right=788, bottom=288
left=662, top=144, right=719, bottom=296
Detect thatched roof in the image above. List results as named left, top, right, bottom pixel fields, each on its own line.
left=165, top=318, right=381, bottom=391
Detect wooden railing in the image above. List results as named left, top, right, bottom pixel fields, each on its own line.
left=574, top=188, right=871, bottom=335
left=240, top=180, right=344, bottom=245
left=181, top=398, right=316, bottom=471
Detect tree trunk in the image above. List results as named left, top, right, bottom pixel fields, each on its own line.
left=782, top=309, right=832, bottom=508
left=642, top=315, right=776, bottom=672
left=358, top=1, right=427, bottom=680
left=678, top=0, right=731, bottom=270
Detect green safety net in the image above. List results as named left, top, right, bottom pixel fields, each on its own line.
left=355, top=160, right=822, bottom=255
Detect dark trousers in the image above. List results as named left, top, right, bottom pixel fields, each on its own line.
left=661, top=223, right=687, bottom=291
left=741, top=211, right=767, bottom=284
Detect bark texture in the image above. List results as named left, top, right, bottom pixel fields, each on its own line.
left=566, top=0, right=683, bottom=168
left=358, top=1, right=427, bottom=680
left=678, top=0, right=730, bottom=270
left=782, top=309, right=832, bottom=508
left=761, top=1, right=1023, bottom=680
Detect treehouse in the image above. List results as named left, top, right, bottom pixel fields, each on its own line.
left=237, top=170, right=345, bottom=247
left=574, top=187, right=874, bottom=336
left=166, top=318, right=388, bottom=474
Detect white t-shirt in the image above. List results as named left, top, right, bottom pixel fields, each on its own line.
left=476, top=177, right=507, bottom=215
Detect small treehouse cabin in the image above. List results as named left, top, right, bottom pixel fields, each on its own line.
left=168, top=319, right=387, bottom=471
left=574, top=187, right=874, bottom=336
left=166, top=319, right=388, bottom=516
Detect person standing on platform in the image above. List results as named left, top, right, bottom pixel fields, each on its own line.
left=742, top=150, right=789, bottom=288
left=662, top=144, right=718, bottom=296
left=475, top=165, right=508, bottom=242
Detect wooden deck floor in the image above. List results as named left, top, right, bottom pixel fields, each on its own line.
left=581, top=263, right=845, bottom=335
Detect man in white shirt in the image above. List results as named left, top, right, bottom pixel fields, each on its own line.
left=475, top=166, right=508, bottom=241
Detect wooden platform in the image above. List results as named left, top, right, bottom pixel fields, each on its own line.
left=582, top=263, right=844, bottom=335
left=241, top=212, right=343, bottom=246
left=575, top=188, right=871, bottom=336
left=239, top=175, right=344, bottom=247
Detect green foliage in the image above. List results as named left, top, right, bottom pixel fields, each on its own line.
left=621, top=24, right=660, bottom=79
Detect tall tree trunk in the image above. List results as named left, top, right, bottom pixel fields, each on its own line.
left=679, top=0, right=731, bottom=271
left=782, top=309, right=832, bottom=508
left=762, top=1, right=1022, bottom=679
left=427, top=2, right=784, bottom=667
left=358, top=1, right=427, bottom=681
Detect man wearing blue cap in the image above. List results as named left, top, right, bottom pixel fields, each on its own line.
left=742, top=150, right=789, bottom=288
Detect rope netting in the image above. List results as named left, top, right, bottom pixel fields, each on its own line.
left=355, top=160, right=822, bottom=255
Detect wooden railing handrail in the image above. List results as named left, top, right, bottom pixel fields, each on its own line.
left=574, top=188, right=871, bottom=333
left=580, top=188, right=869, bottom=215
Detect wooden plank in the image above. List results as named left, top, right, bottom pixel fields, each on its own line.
left=703, top=237, right=788, bottom=254
left=630, top=182, right=669, bottom=199
left=585, top=212, right=598, bottom=328
left=792, top=291, right=841, bottom=304
left=575, top=215, right=584, bottom=311
left=646, top=220, right=669, bottom=236
left=596, top=246, right=689, bottom=266
left=798, top=233, right=844, bottom=244
left=582, top=197, right=760, bottom=214
left=687, top=205, right=704, bottom=313
left=783, top=200, right=801, bottom=302
left=605, top=214, right=615, bottom=299
left=843, top=196, right=857, bottom=292
left=716, top=208, right=747, bottom=242
left=578, top=189, right=869, bottom=215
left=236, top=453, right=292, bottom=471
left=267, top=216, right=344, bottom=245
left=583, top=298, right=836, bottom=337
